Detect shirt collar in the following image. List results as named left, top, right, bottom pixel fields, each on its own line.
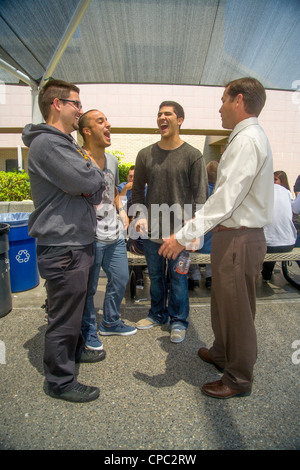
left=228, top=117, right=259, bottom=144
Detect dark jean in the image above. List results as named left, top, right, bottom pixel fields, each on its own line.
left=38, top=244, right=94, bottom=393
left=143, top=239, right=189, bottom=329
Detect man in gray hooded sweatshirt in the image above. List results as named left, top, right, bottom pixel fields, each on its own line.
left=22, top=79, right=105, bottom=403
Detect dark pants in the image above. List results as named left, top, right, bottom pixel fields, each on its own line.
left=37, top=245, right=94, bottom=393
left=262, top=244, right=295, bottom=280
left=209, top=228, right=266, bottom=392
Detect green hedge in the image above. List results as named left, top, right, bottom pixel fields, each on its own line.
left=0, top=171, right=32, bottom=201
left=107, top=150, right=134, bottom=183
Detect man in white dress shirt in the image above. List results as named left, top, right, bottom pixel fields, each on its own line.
left=159, top=77, right=274, bottom=398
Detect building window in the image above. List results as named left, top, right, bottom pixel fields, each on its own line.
left=5, top=159, right=19, bottom=172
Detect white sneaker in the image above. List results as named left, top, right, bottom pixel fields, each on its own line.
left=170, top=329, right=186, bottom=343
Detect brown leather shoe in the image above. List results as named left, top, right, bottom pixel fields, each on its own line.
left=202, top=379, right=251, bottom=399
left=198, top=347, right=224, bottom=373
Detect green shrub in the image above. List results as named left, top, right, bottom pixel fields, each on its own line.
left=107, top=150, right=135, bottom=183
left=0, top=171, right=32, bottom=201
left=118, top=162, right=135, bottom=183
left=109, top=149, right=125, bottom=162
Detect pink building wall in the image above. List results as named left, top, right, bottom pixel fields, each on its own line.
left=0, top=83, right=299, bottom=194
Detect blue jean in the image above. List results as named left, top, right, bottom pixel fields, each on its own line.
left=143, top=239, right=189, bottom=329
left=81, top=238, right=129, bottom=341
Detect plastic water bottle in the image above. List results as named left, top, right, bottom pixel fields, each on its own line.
left=175, top=250, right=191, bottom=274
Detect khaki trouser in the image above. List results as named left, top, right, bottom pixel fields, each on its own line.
left=209, top=228, right=266, bottom=391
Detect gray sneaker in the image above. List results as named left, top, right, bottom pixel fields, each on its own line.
left=99, top=321, right=137, bottom=336
left=170, top=329, right=186, bottom=343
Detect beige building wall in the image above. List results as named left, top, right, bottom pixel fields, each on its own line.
left=108, top=134, right=207, bottom=164
left=0, top=83, right=299, bottom=194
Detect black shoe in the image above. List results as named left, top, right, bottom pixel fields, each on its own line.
left=76, top=347, right=106, bottom=363
left=48, top=382, right=100, bottom=403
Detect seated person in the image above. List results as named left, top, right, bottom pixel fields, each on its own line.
left=274, top=170, right=293, bottom=199
left=262, top=179, right=297, bottom=281
left=118, top=165, right=147, bottom=289
left=292, top=192, right=300, bottom=248
left=293, top=175, right=300, bottom=197
left=117, top=165, right=135, bottom=215
left=292, top=192, right=300, bottom=215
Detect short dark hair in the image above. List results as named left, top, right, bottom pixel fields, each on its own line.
left=225, top=77, right=266, bottom=116
left=128, top=165, right=135, bottom=173
left=78, top=109, right=98, bottom=141
left=159, top=101, right=185, bottom=120
left=38, top=79, right=80, bottom=120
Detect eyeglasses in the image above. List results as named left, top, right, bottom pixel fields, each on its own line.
left=57, top=98, right=83, bottom=110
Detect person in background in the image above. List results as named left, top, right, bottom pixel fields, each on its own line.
left=292, top=192, right=300, bottom=214
left=159, top=78, right=274, bottom=398
left=293, top=175, right=300, bottom=197
left=132, top=101, right=208, bottom=343
left=292, top=188, right=300, bottom=248
left=22, top=80, right=106, bottom=403
left=118, top=165, right=147, bottom=290
left=274, top=170, right=293, bottom=199
left=262, top=177, right=297, bottom=281
left=79, top=110, right=137, bottom=351
left=117, top=165, right=135, bottom=214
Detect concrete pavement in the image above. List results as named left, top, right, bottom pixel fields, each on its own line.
left=0, top=264, right=299, bottom=450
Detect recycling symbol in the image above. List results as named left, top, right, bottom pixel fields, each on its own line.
left=15, top=250, right=30, bottom=263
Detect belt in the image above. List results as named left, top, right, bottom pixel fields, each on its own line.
left=212, top=225, right=247, bottom=233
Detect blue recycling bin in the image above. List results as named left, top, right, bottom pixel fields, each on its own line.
left=0, top=213, right=39, bottom=293
left=0, top=223, right=12, bottom=317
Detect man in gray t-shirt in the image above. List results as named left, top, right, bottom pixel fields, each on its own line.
left=132, top=101, right=208, bottom=343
